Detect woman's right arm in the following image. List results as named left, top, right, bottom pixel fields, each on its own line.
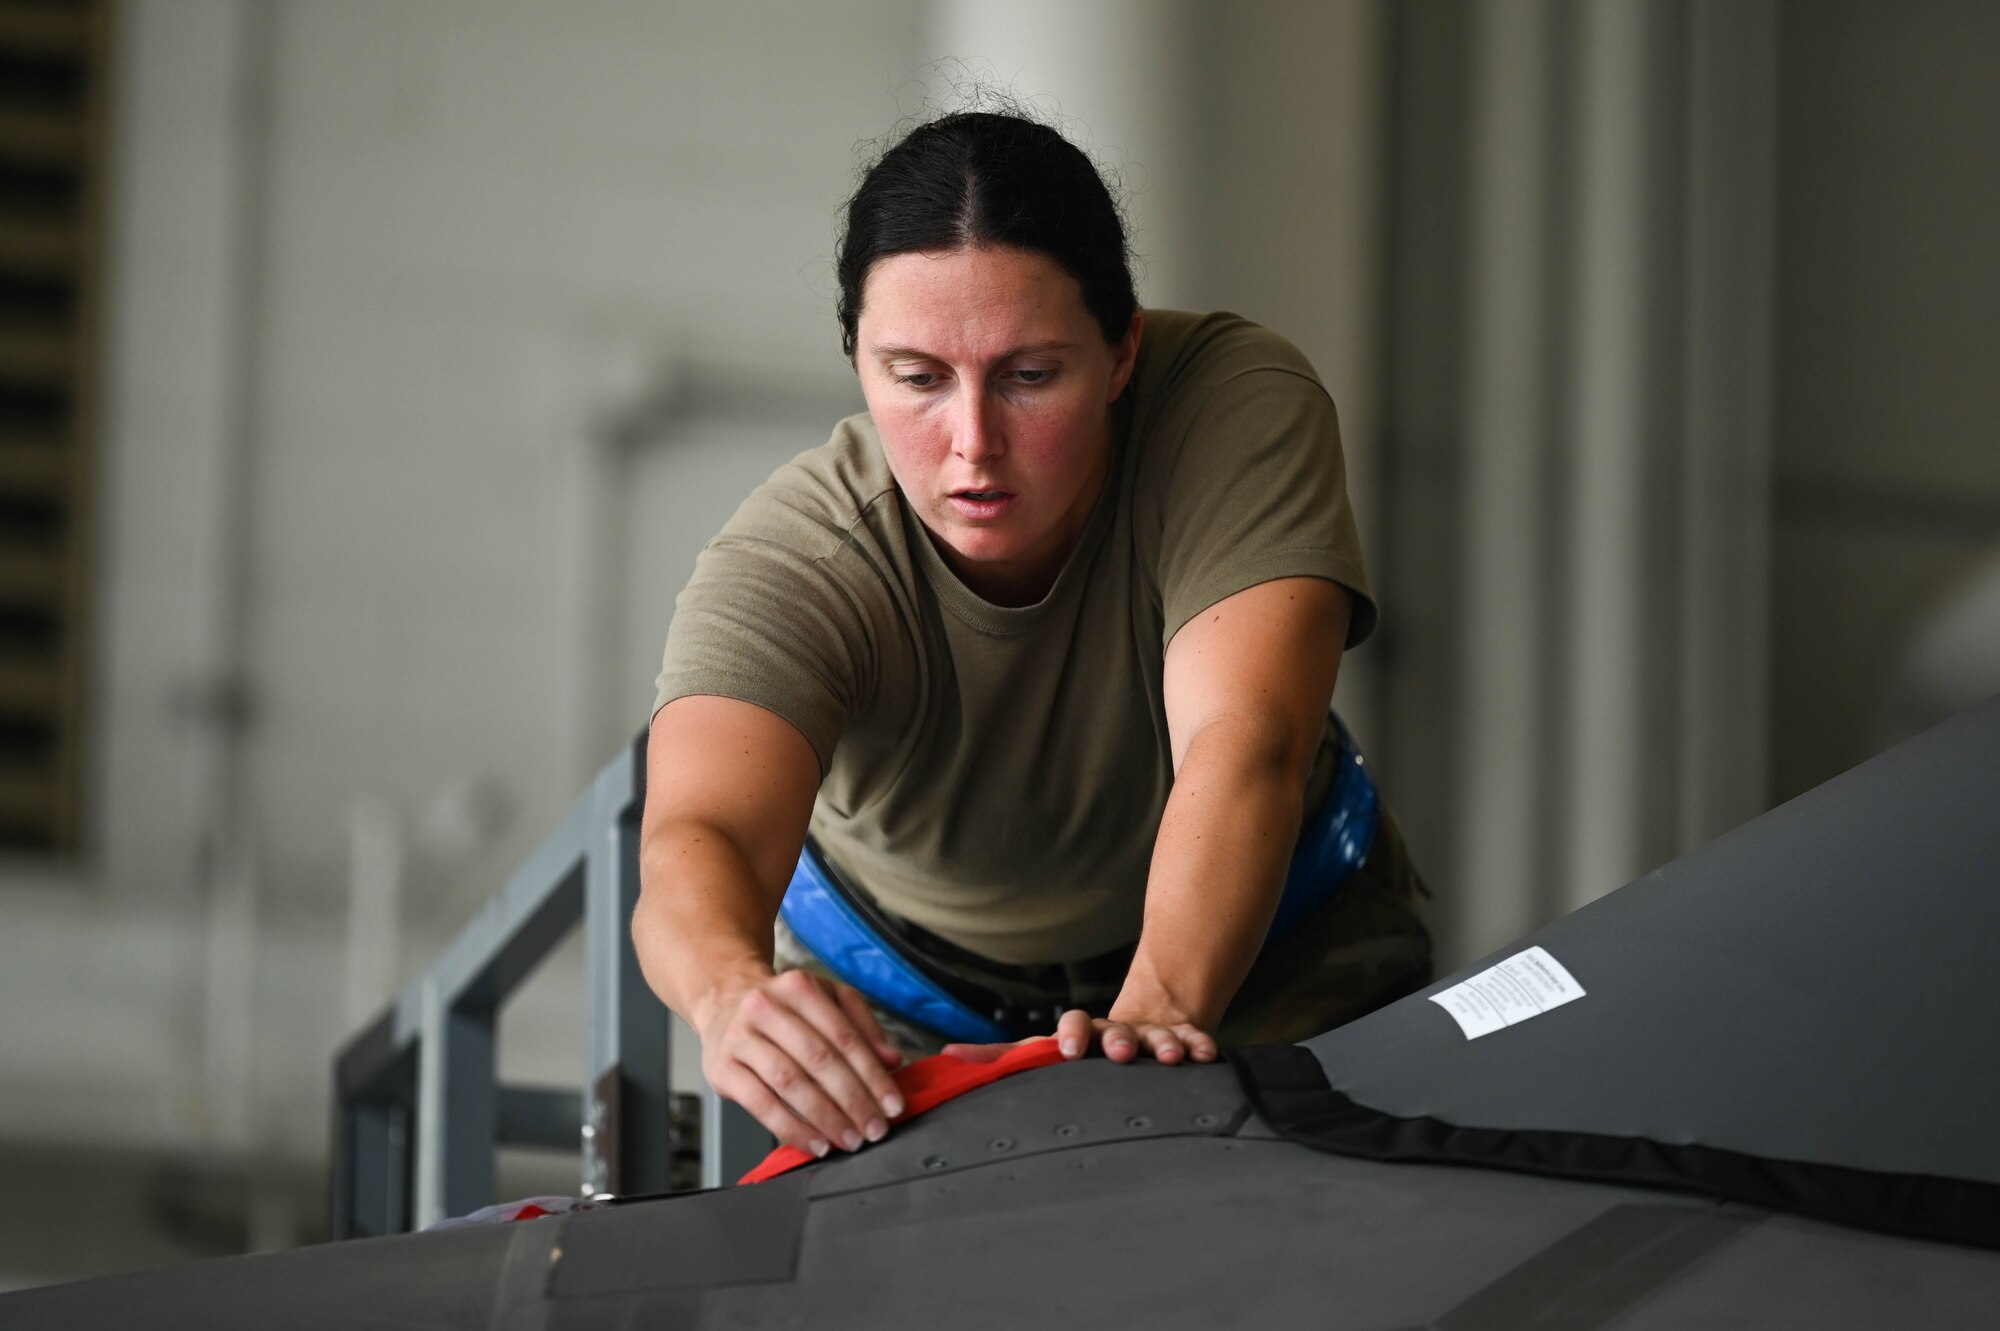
left=633, top=695, right=905, bottom=1157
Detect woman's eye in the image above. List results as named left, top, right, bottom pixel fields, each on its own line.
left=1012, top=368, right=1055, bottom=386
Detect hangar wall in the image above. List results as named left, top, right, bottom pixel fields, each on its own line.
left=1379, top=0, right=2000, bottom=964
left=1380, top=0, right=1780, bottom=963
left=1769, top=0, right=2000, bottom=802
left=2, top=0, right=928, bottom=1287
left=0, top=0, right=1388, bottom=1288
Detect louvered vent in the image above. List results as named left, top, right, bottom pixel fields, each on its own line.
left=0, top=0, right=106, bottom=853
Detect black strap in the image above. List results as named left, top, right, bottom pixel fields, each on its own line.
left=1231, top=1043, right=2000, bottom=1252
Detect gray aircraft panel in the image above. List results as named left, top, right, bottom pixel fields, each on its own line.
left=12, top=1052, right=2000, bottom=1328
left=1302, top=694, right=2000, bottom=1187
left=709, top=1135, right=1733, bottom=1330
left=803, top=1058, right=1250, bottom=1197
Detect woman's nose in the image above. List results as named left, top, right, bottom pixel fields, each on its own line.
left=952, top=389, right=1004, bottom=463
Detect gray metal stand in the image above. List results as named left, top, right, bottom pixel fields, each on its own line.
left=331, top=733, right=773, bottom=1237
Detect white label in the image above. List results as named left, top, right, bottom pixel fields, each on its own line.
left=1428, top=945, right=1586, bottom=1040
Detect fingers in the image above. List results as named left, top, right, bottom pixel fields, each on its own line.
left=1097, top=1019, right=1139, bottom=1062
left=730, top=1030, right=865, bottom=1152
left=702, top=972, right=910, bottom=1155
left=803, top=977, right=904, bottom=1117
left=703, top=1047, right=827, bottom=1156
left=832, top=981, right=906, bottom=1073
left=1176, top=1024, right=1220, bottom=1063
left=1133, top=1023, right=1210, bottom=1065
left=754, top=974, right=900, bottom=1143
left=1056, top=1008, right=1095, bottom=1059
left=1065, top=1009, right=1220, bottom=1064
left=1136, top=1023, right=1180, bottom=1064
left=1094, top=1018, right=1219, bottom=1065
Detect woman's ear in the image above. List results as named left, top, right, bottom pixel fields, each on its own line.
left=1107, top=310, right=1145, bottom=402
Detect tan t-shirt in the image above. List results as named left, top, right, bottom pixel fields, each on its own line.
left=654, top=310, right=1376, bottom=964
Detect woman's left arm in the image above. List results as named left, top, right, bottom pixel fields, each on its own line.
left=1056, top=574, right=1350, bottom=1064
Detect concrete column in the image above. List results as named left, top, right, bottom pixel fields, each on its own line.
left=1451, top=0, right=1564, bottom=959
left=1672, top=0, right=1776, bottom=854
left=1559, top=0, right=1657, bottom=907
left=1197, top=2, right=1391, bottom=748
left=1557, top=0, right=1778, bottom=913
left=1406, top=0, right=1777, bottom=962
left=924, top=0, right=1204, bottom=307
left=98, top=0, right=266, bottom=904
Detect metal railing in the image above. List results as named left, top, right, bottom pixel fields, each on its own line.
left=330, top=733, right=771, bottom=1237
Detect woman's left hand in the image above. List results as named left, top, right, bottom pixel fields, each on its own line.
left=939, top=1009, right=1218, bottom=1066
left=1054, top=1007, right=1217, bottom=1064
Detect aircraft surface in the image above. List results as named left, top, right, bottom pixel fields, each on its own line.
left=9, top=696, right=1998, bottom=1328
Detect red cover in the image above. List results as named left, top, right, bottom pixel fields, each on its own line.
left=738, top=1037, right=1067, bottom=1184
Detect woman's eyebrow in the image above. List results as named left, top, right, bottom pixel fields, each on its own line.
left=869, top=340, right=1079, bottom=361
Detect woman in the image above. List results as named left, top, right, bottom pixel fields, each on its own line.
left=633, top=111, right=1429, bottom=1161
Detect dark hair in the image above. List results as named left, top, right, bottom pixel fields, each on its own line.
left=835, top=111, right=1137, bottom=359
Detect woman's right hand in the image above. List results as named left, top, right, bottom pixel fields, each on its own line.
left=697, top=968, right=907, bottom=1157
left=636, top=697, right=901, bottom=1156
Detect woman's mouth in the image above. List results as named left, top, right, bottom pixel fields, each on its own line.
left=948, top=488, right=1016, bottom=519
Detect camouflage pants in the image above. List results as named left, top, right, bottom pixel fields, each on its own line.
left=772, top=811, right=1434, bottom=1055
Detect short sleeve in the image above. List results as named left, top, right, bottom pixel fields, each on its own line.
left=1153, top=366, right=1377, bottom=648
left=653, top=508, right=878, bottom=778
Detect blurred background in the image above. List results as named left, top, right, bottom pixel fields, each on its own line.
left=0, top=0, right=1994, bottom=1290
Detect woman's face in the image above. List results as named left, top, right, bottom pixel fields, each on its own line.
left=854, top=245, right=1141, bottom=606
